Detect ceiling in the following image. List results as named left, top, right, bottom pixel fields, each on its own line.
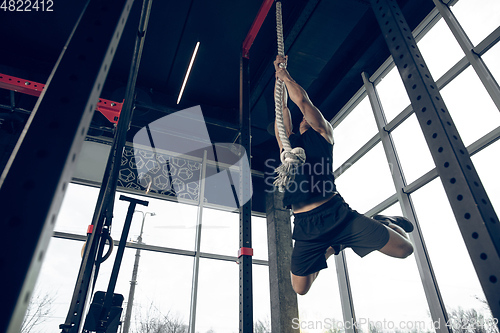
left=0, top=0, right=435, bottom=176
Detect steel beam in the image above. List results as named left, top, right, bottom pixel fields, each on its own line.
left=371, top=0, right=500, bottom=323
left=0, top=73, right=123, bottom=125
left=242, top=0, right=274, bottom=59
left=363, top=71, right=451, bottom=333
left=239, top=55, right=253, bottom=333
left=0, top=1, right=134, bottom=332
left=334, top=253, right=358, bottom=333
left=188, top=150, right=207, bottom=333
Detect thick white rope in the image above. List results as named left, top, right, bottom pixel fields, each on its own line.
left=274, top=1, right=306, bottom=192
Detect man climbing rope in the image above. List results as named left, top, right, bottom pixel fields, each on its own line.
left=273, top=55, right=414, bottom=296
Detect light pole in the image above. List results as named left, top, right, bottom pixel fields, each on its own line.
left=122, top=210, right=155, bottom=333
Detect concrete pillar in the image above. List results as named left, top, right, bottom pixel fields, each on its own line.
left=266, top=190, right=300, bottom=333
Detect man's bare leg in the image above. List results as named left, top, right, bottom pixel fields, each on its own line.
left=290, top=246, right=338, bottom=295
left=378, top=223, right=413, bottom=258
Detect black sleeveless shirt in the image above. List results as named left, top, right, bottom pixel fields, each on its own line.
left=282, top=128, right=336, bottom=209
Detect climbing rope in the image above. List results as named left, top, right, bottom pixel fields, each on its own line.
left=273, top=1, right=306, bottom=192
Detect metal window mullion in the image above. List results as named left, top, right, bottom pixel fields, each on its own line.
left=362, top=72, right=451, bottom=333
left=188, top=150, right=207, bottom=333
left=474, top=26, right=500, bottom=56
left=433, top=0, right=500, bottom=112
left=364, top=193, right=399, bottom=218
left=334, top=253, right=358, bottom=333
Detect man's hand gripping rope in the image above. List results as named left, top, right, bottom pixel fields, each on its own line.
left=273, top=55, right=306, bottom=192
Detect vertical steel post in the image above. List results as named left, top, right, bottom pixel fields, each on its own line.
left=0, top=1, right=135, bottom=332
left=334, top=253, right=358, bottom=333
left=370, top=0, right=500, bottom=323
left=188, top=150, right=208, bottom=333
left=362, top=72, right=451, bottom=333
left=123, top=211, right=154, bottom=333
left=239, top=55, right=253, bottom=333
left=60, top=0, right=152, bottom=331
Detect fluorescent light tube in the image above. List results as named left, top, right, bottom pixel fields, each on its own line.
left=177, top=41, right=200, bottom=104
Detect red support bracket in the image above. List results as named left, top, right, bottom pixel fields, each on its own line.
left=0, top=73, right=123, bottom=125
left=238, top=247, right=254, bottom=258
left=87, top=225, right=94, bottom=234
left=96, top=98, right=123, bottom=124
left=242, top=0, right=275, bottom=59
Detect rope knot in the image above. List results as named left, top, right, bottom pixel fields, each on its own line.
left=274, top=147, right=306, bottom=193
left=280, top=147, right=306, bottom=165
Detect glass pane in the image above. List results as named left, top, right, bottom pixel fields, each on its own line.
left=411, top=178, right=493, bottom=319
left=112, top=191, right=198, bottom=252
left=252, top=216, right=269, bottom=261
left=200, top=208, right=238, bottom=256
left=123, top=251, right=193, bottom=333
left=196, top=258, right=239, bottom=333
left=451, top=0, right=500, bottom=47
left=391, top=113, right=436, bottom=185
left=346, top=204, right=432, bottom=333
left=55, top=183, right=99, bottom=235
left=417, top=17, right=464, bottom=81
left=332, top=97, right=379, bottom=171
left=297, top=258, right=343, bottom=333
left=335, top=143, right=396, bottom=214
left=471, top=138, right=500, bottom=215
left=440, top=67, right=500, bottom=147
left=482, top=41, right=500, bottom=87
left=376, top=67, right=411, bottom=123
left=27, top=238, right=83, bottom=332
left=55, top=184, right=198, bottom=252
left=32, top=237, right=137, bottom=332
left=253, top=264, right=271, bottom=331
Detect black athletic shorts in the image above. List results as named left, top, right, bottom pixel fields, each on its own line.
left=290, top=193, right=390, bottom=276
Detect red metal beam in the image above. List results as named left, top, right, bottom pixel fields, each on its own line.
left=0, top=73, right=45, bottom=97
left=0, top=73, right=123, bottom=124
left=242, top=0, right=275, bottom=59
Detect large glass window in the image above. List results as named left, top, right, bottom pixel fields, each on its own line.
left=55, top=183, right=100, bottom=235
left=200, top=208, right=239, bottom=256
left=331, top=96, right=379, bottom=172
left=195, top=258, right=239, bottom=333
left=471, top=139, right=500, bottom=215
left=411, top=178, right=491, bottom=317
left=439, top=67, right=500, bottom=147
left=345, top=204, right=432, bottom=333
left=391, top=113, right=436, bottom=185
left=297, top=260, right=343, bottom=333
left=451, top=0, right=500, bottom=47
left=376, top=67, right=411, bottom=123
left=416, top=17, right=464, bottom=81
left=252, top=216, right=269, bottom=261
left=55, top=184, right=198, bottom=252
left=29, top=238, right=84, bottom=332
left=335, top=143, right=395, bottom=214
left=123, top=251, right=193, bottom=333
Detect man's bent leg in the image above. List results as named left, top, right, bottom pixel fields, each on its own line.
left=378, top=224, right=413, bottom=258
left=291, top=271, right=319, bottom=295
